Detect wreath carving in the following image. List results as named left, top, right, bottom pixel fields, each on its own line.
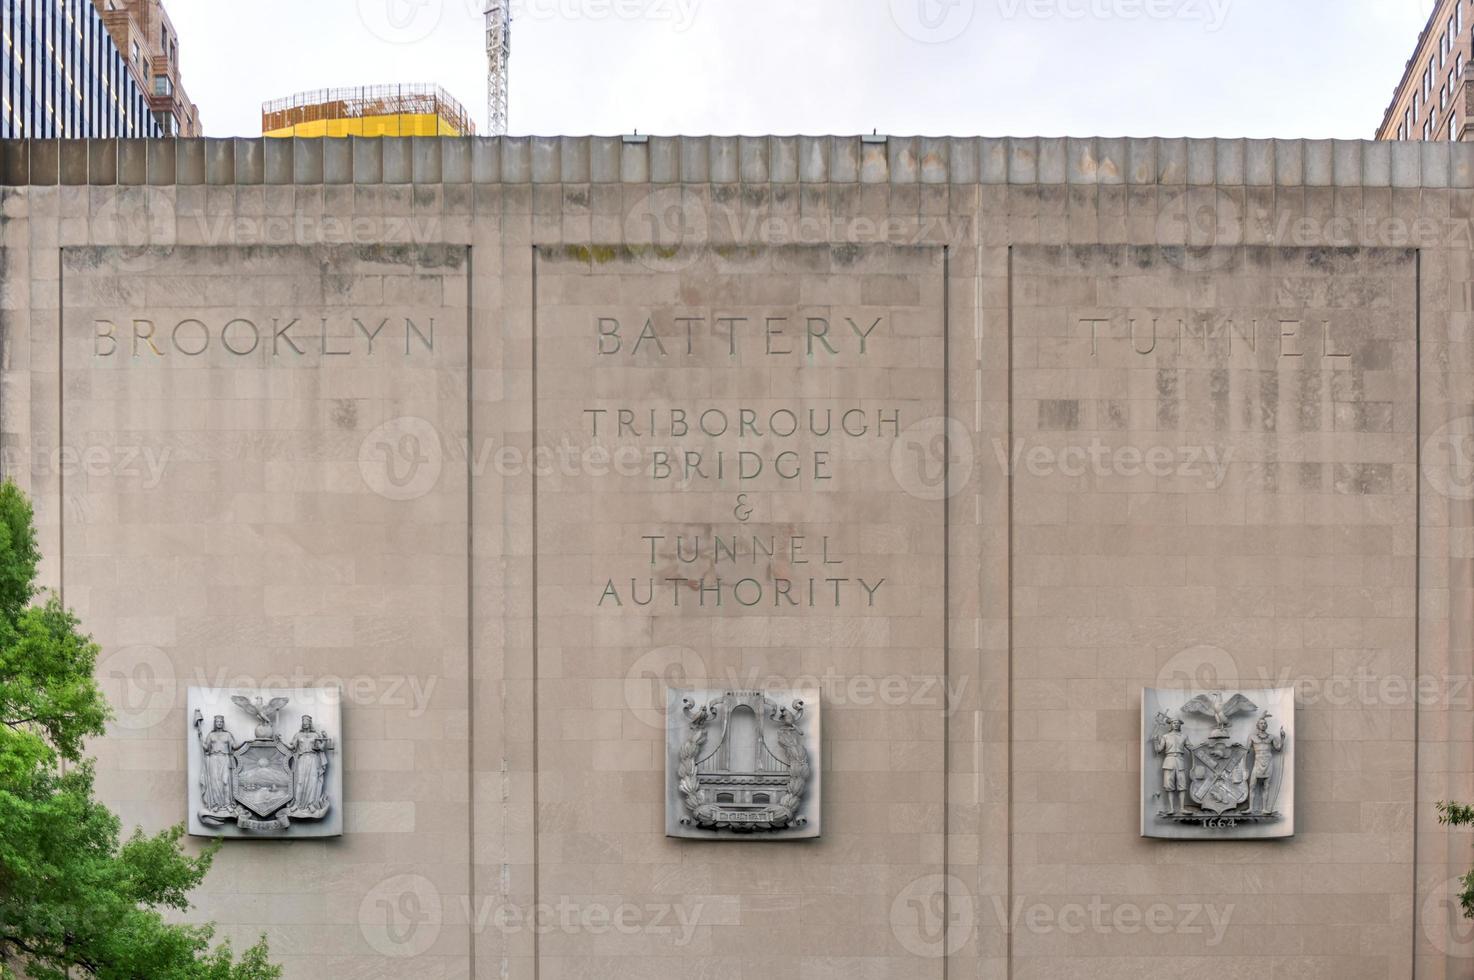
left=676, top=693, right=810, bottom=833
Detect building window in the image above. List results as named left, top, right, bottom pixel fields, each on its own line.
left=152, top=74, right=170, bottom=96
left=716, top=793, right=734, bottom=804
left=752, top=793, right=770, bottom=804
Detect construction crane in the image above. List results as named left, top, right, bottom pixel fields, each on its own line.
left=485, top=0, right=510, bottom=136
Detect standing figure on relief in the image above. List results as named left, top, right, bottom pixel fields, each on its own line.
left=1154, top=715, right=1192, bottom=815
left=1247, top=713, right=1286, bottom=814
left=287, top=714, right=331, bottom=815
left=194, top=712, right=239, bottom=813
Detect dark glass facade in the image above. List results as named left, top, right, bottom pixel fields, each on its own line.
left=2, top=0, right=161, bottom=138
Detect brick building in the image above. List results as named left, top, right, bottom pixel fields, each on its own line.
left=92, top=0, right=199, bottom=136
left=1377, top=0, right=1471, bottom=140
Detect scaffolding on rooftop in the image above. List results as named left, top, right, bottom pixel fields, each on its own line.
left=261, top=84, right=476, bottom=136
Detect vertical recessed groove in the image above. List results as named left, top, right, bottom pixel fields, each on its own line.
left=465, top=244, right=476, bottom=979
left=57, top=247, right=63, bottom=607
left=1005, top=242, right=1015, bottom=979
left=942, top=244, right=951, bottom=978
left=1413, top=246, right=1422, bottom=977
left=530, top=244, right=541, bottom=980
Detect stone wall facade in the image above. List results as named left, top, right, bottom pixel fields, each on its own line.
left=2, top=134, right=1473, bottom=978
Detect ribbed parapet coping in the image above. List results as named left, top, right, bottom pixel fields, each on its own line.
left=2, top=136, right=1474, bottom=188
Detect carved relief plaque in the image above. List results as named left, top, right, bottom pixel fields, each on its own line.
left=666, top=689, right=820, bottom=840
left=1141, top=687, right=1294, bottom=840
left=186, top=687, right=343, bottom=838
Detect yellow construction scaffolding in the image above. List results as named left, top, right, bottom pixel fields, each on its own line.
left=262, top=84, right=476, bottom=138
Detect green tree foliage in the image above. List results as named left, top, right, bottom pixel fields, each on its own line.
left=1437, top=800, right=1474, bottom=921
left=0, top=482, right=279, bottom=979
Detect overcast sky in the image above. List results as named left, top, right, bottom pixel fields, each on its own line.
left=168, top=0, right=1434, bottom=139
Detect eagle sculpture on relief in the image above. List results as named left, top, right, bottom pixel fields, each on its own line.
left=230, top=695, right=290, bottom=738
left=1180, top=691, right=1257, bottom=737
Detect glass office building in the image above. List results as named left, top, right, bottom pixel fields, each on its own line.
left=2, top=0, right=162, bottom=138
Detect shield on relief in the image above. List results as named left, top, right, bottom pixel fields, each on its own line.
left=1188, top=742, right=1249, bottom=814
left=233, top=741, right=292, bottom=818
